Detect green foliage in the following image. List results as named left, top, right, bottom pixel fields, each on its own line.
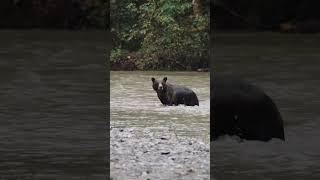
left=110, top=48, right=128, bottom=63
left=111, top=0, right=209, bottom=70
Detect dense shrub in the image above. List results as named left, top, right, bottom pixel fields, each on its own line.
left=110, top=0, right=209, bottom=71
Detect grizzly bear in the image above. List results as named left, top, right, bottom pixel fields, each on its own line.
left=151, top=77, right=199, bottom=106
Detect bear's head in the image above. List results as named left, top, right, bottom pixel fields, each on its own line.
left=151, top=77, right=168, bottom=93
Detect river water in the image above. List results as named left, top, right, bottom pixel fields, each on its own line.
left=212, top=32, right=320, bottom=180
left=110, top=71, right=210, bottom=140
left=0, top=31, right=107, bottom=179
left=2, top=30, right=319, bottom=179
left=110, top=71, right=210, bottom=178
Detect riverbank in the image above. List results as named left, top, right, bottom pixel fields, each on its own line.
left=110, top=127, right=210, bottom=179
left=110, top=56, right=209, bottom=72
left=110, top=50, right=209, bottom=71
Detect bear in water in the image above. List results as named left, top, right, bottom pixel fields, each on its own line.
left=211, top=73, right=285, bottom=142
left=151, top=77, right=199, bottom=106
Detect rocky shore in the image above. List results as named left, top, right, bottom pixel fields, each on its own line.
left=110, top=127, right=210, bottom=179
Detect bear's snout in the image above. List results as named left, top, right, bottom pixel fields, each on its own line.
left=158, top=83, right=163, bottom=90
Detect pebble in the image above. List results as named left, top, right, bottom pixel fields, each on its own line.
left=110, top=127, right=209, bottom=179
left=161, top=151, right=170, bottom=155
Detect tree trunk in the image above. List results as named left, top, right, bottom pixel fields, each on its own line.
left=192, top=0, right=203, bottom=16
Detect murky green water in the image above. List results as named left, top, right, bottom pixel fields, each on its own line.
left=0, top=30, right=107, bottom=179
left=110, top=71, right=210, bottom=141
left=212, top=32, right=320, bottom=180
left=4, top=30, right=319, bottom=179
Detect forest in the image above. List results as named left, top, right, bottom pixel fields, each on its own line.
left=110, top=0, right=210, bottom=71
left=2, top=0, right=320, bottom=70
left=112, top=0, right=320, bottom=71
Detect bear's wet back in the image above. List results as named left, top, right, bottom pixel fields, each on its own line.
left=211, top=73, right=285, bottom=142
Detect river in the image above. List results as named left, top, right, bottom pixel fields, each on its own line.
left=0, top=30, right=107, bottom=179
left=111, top=71, right=210, bottom=140
left=212, top=32, right=320, bottom=180
left=110, top=71, right=210, bottom=179
left=2, top=30, right=319, bottom=179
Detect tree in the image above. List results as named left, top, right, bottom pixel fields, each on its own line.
left=192, top=0, right=203, bottom=16
left=111, top=0, right=209, bottom=70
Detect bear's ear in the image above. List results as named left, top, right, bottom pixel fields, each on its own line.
left=163, top=77, right=167, bottom=82
left=151, top=77, right=155, bottom=82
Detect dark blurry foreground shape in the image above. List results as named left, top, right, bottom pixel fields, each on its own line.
left=211, top=73, right=285, bottom=142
